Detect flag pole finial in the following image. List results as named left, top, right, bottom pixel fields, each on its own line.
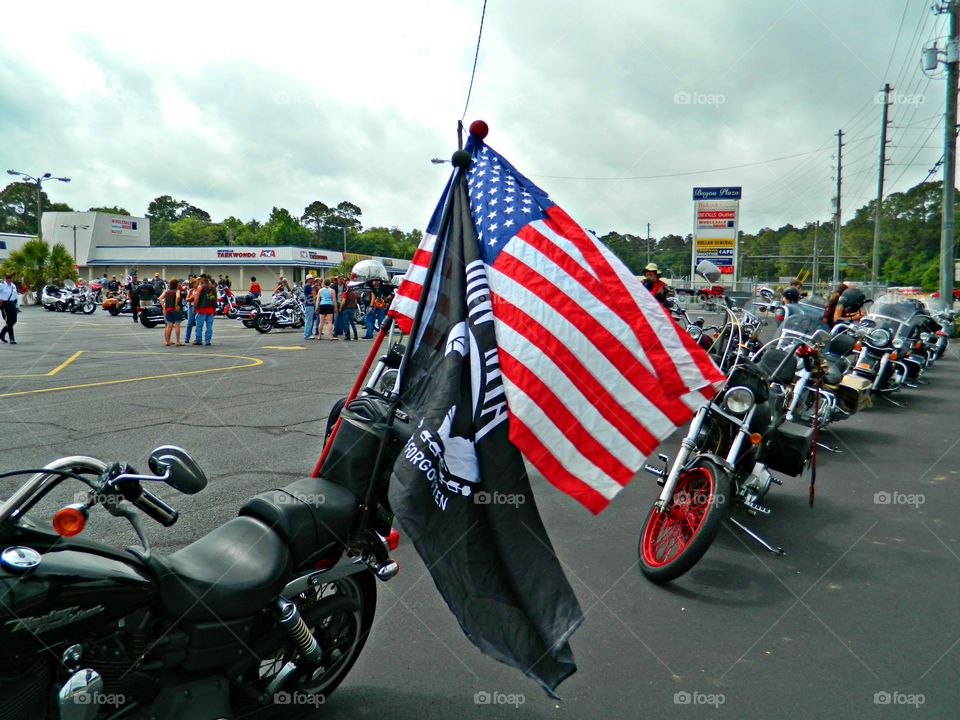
left=451, top=149, right=472, bottom=169
left=469, top=119, right=489, bottom=140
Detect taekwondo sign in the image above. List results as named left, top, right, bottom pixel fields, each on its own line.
left=692, top=187, right=741, bottom=280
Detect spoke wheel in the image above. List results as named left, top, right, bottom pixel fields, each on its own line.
left=638, top=457, right=730, bottom=583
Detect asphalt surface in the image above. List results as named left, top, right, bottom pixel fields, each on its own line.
left=2, top=305, right=959, bottom=719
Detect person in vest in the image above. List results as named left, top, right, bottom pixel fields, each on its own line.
left=162, top=278, right=185, bottom=346
left=192, top=274, right=217, bottom=345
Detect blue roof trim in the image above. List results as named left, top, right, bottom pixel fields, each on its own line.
left=87, top=259, right=338, bottom=268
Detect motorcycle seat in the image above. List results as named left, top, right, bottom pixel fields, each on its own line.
left=130, top=516, right=291, bottom=621
left=239, top=477, right=359, bottom=569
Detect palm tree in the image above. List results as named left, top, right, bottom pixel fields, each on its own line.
left=0, top=238, right=79, bottom=303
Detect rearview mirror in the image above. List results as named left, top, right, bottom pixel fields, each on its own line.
left=695, top=260, right=721, bottom=283
left=811, top=329, right=832, bottom=345
left=759, top=287, right=774, bottom=300
left=148, top=446, right=208, bottom=495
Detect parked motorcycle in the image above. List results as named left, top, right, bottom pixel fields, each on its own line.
left=0, top=445, right=399, bottom=719
left=849, top=299, right=929, bottom=403
left=102, top=291, right=131, bottom=316
left=253, top=293, right=305, bottom=333
left=637, top=261, right=818, bottom=583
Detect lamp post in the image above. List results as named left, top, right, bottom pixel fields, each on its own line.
left=60, top=223, right=89, bottom=267
left=6, top=170, right=71, bottom=241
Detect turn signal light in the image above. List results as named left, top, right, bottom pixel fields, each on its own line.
left=890, top=351, right=899, bottom=361
left=853, top=342, right=862, bottom=351
left=386, top=527, right=401, bottom=551
left=52, top=504, right=88, bottom=536
left=915, top=341, right=923, bottom=350
left=749, top=433, right=763, bottom=445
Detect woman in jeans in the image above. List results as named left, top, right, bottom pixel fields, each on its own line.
left=314, top=279, right=338, bottom=341
left=162, top=278, right=184, bottom=346
left=183, top=278, right=198, bottom=343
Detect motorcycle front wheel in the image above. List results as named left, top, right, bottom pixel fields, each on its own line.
left=638, top=457, right=730, bottom=583
left=255, top=316, right=273, bottom=334
left=82, top=302, right=96, bottom=314
left=108, top=307, right=120, bottom=316
left=242, top=318, right=256, bottom=328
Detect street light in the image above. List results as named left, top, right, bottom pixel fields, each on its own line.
left=6, top=170, right=71, bottom=241
left=60, top=223, right=90, bottom=266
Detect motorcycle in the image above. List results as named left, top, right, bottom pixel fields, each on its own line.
left=65, top=281, right=98, bottom=315
left=849, top=300, right=928, bottom=404
left=636, top=261, right=818, bottom=583
left=217, top=287, right=237, bottom=318
left=0, top=443, right=400, bottom=719
left=41, top=285, right=71, bottom=312
left=253, top=293, right=305, bottom=334
left=102, top=291, right=131, bottom=317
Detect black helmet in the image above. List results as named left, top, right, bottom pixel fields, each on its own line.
left=782, top=287, right=800, bottom=302
left=839, top=287, right=866, bottom=312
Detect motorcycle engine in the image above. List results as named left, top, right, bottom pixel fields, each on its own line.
left=742, top=462, right=773, bottom=504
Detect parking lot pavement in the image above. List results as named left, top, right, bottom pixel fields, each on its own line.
left=3, top=305, right=959, bottom=719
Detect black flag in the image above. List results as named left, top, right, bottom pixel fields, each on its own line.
left=388, top=173, right=583, bottom=696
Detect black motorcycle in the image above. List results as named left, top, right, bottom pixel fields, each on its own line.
left=253, top=293, right=305, bottom=334
left=0, top=441, right=400, bottom=719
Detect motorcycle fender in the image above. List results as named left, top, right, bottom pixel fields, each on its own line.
left=682, top=453, right=735, bottom=475
left=280, top=558, right=368, bottom=600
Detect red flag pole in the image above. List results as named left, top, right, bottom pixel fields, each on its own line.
left=311, top=321, right=391, bottom=477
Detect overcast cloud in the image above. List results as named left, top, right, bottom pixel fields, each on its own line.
left=0, top=0, right=948, bottom=238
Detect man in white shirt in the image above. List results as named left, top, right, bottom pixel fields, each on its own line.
left=0, top=274, right=19, bottom=344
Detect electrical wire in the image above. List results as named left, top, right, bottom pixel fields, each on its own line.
left=460, top=0, right=489, bottom=123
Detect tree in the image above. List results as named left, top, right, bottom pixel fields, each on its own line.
left=263, top=207, right=312, bottom=246
left=0, top=181, right=59, bottom=234
left=88, top=206, right=131, bottom=215
left=1, top=239, right=78, bottom=302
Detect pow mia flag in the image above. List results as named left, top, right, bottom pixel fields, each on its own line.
left=389, top=173, right=583, bottom=696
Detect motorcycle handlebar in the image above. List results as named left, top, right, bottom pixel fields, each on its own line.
left=131, top=487, right=179, bottom=527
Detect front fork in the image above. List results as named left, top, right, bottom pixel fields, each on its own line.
left=785, top=370, right=808, bottom=422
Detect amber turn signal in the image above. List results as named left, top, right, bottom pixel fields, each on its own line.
left=52, top=504, right=88, bottom=537
left=749, top=433, right=763, bottom=444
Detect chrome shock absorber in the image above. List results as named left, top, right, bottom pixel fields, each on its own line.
left=273, top=598, right=323, bottom=663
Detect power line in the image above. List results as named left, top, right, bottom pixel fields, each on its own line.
left=460, top=0, right=488, bottom=123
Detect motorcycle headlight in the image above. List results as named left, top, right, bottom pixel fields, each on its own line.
left=723, top=386, right=755, bottom=415
left=892, top=337, right=904, bottom=350
left=867, top=328, right=891, bottom=347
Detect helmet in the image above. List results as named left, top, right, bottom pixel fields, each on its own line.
left=839, top=287, right=866, bottom=312
left=782, top=287, right=800, bottom=302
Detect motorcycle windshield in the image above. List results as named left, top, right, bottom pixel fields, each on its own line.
left=778, top=312, right=823, bottom=343
left=871, top=302, right=918, bottom=322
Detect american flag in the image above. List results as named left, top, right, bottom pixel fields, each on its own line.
left=390, top=136, right=724, bottom=513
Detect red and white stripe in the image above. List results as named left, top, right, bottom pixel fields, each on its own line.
left=486, top=206, right=724, bottom=513
left=388, top=232, right=436, bottom=334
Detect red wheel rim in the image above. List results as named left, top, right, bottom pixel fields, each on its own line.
left=640, top=467, right=715, bottom=568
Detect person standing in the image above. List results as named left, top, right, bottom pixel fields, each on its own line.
left=314, top=279, right=337, bottom=341
left=302, top=275, right=316, bottom=340
left=107, top=275, right=120, bottom=294
left=193, top=275, right=217, bottom=345
left=152, top=272, right=165, bottom=297
left=340, top=281, right=359, bottom=341
left=183, top=278, right=199, bottom=343
left=162, top=278, right=185, bottom=346
left=0, top=273, right=19, bottom=344
left=364, top=279, right=385, bottom=338
left=641, top=263, right=670, bottom=305
left=126, top=272, right=141, bottom=323
left=249, top=276, right=261, bottom=299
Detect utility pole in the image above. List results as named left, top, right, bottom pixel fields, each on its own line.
left=873, top=83, right=892, bottom=289
left=940, top=1, right=959, bottom=304
left=646, top=222, right=651, bottom=265
left=833, top=130, right=843, bottom=285
left=812, top=220, right=820, bottom=290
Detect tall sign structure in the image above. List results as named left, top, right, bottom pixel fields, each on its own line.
left=692, top=186, right=742, bottom=285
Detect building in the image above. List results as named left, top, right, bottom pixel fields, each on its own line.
left=38, top=211, right=410, bottom=287
left=0, top=232, right=33, bottom=261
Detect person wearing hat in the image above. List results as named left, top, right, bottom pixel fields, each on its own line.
left=642, top=263, right=670, bottom=306
left=0, top=273, right=19, bottom=344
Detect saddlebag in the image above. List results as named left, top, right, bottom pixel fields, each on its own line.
left=320, top=394, right=412, bottom=534
left=765, top=421, right=813, bottom=477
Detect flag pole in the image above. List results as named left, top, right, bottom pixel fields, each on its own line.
left=353, top=148, right=472, bottom=535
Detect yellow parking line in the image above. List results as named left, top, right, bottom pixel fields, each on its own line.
left=0, top=351, right=263, bottom=398
left=0, top=350, right=84, bottom=379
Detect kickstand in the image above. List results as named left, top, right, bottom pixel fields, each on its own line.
left=728, top=517, right=785, bottom=555
left=878, top=393, right=907, bottom=408
left=816, top=441, right=841, bottom=453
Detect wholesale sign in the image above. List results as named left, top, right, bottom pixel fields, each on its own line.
left=692, top=190, right=741, bottom=278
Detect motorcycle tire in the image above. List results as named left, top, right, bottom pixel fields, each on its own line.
left=82, top=302, right=96, bottom=314
left=55, top=301, right=65, bottom=312
left=240, top=571, right=376, bottom=706
left=108, top=307, right=120, bottom=316
left=255, top=316, right=273, bottom=334
left=638, top=456, right=731, bottom=583
left=140, top=314, right=159, bottom=329
left=226, top=307, right=238, bottom=319
left=242, top=318, right=256, bottom=328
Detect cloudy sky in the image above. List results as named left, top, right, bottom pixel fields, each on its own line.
left=0, top=0, right=949, bottom=239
